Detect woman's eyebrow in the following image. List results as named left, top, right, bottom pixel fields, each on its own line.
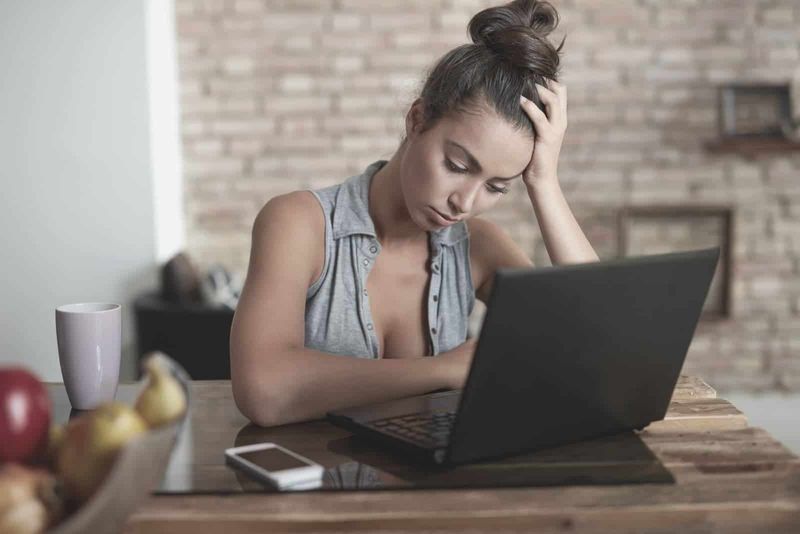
left=445, top=139, right=521, bottom=181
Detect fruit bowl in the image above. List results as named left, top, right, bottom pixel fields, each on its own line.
left=47, top=355, right=192, bottom=534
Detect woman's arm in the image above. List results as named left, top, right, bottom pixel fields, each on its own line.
left=527, top=179, right=598, bottom=265
left=519, top=79, right=599, bottom=265
left=231, top=192, right=461, bottom=427
left=231, top=343, right=449, bottom=427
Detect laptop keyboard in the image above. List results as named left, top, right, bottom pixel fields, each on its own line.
left=367, top=411, right=456, bottom=448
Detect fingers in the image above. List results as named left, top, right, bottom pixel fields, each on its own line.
left=535, top=82, right=567, bottom=125
left=520, top=94, right=548, bottom=134
left=549, top=79, right=568, bottom=115
left=534, top=82, right=557, bottom=119
left=544, top=79, right=567, bottom=116
left=520, top=78, right=567, bottom=130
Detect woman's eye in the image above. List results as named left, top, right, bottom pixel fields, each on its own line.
left=486, top=184, right=509, bottom=195
left=445, top=159, right=467, bottom=173
left=446, top=159, right=508, bottom=194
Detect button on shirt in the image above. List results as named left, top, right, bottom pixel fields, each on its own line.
left=304, top=159, right=475, bottom=359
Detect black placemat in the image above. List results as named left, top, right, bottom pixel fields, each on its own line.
left=155, top=431, right=674, bottom=494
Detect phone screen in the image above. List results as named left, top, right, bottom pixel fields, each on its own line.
left=238, top=447, right=311, bottom=472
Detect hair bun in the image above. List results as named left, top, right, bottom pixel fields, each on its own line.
left=468, top=0, right=562, bottom=76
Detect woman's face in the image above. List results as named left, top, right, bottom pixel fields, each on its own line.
left=399, top=98, right=534, bottom=230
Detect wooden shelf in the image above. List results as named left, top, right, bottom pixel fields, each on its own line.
left=704, top=135, right=800, bottom=158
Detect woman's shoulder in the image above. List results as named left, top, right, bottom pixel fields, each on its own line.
left=254, top=190, right=324, bottom=236
left=252, top=191, right=327, bottom=287
left=466, top=216, right=528, bottom=255
left=466, top=216, right=534, bottom=302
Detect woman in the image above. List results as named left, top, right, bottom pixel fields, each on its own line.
left=230, top=0, right=599, bottom=427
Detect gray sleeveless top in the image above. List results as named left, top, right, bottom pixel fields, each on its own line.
left=304, top=159, right=475, bottom=359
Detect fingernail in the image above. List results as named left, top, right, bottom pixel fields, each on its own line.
left=520, top=95, right=528, bottom=103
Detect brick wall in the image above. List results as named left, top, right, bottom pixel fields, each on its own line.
left=175, top=0, right=800, bottom=392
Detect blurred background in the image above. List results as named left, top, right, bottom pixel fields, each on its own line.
left=1, top=0, right=798, bottom=450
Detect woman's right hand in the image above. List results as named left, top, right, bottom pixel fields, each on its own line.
left=436, top=337, right=479, bottom=390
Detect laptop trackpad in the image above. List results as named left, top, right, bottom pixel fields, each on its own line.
left=330, top=390, right=461, bottom=424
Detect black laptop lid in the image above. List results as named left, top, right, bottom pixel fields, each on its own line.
left=445, top=247, right=720, bottom=465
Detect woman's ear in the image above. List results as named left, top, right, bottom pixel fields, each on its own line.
left=404, top=98, right=424, bottom=140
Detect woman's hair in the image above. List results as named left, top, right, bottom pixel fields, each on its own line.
left=401, top=0, right=565, bottom=144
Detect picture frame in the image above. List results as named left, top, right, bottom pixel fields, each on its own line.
left=718, top=83, right=794, bottom=139
left=617, top=205, right=734, bottom=319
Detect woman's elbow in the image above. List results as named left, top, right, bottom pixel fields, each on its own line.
left=231, top=373, right=288, bottom=427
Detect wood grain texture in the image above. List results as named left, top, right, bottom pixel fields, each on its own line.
left=670, top=375, right=716, bottom=400
left=126, top=463, right=800, bottom=533
left=103, top=376, right=799, bottom=533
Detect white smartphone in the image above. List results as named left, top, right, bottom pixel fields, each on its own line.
left=224, top=442, right=324, bottom=490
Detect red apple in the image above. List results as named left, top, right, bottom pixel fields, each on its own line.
left=0, top=368, right=51, bottom=464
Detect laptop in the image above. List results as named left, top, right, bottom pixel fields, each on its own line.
left=327, top=247, right=720, bottom=466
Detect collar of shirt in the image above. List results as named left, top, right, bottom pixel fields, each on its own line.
left=331, top=160, right=469, bottom=247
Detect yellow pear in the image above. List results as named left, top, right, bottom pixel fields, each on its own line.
left=56, top=402, right=147, bottom=504
left=45, top=423, right=64, bottom=469
left=134, top=353, right=187, bottom=428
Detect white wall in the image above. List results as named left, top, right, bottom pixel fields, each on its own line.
left=725, top=393, right=800, bottom=455
left=0, top=1, right=182, bottom=381
left=146, top=0, right=185, bottom=264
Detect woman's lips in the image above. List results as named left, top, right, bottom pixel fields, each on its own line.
left=430, top=207, right=458, bottom=225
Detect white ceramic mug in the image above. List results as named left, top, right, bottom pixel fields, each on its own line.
left=55, top=303, right=121, bottom=410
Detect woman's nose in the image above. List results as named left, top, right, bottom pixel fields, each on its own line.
left=448, top=183, right=480, bottom=215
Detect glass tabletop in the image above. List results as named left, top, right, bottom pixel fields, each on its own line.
left=47, top=382, right=673, bottom=494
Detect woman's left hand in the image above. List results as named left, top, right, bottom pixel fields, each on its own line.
left=519, top=79, right=568, bottom=188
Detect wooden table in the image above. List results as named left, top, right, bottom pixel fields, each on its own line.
left=47, top=376, right=800, bottom=533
